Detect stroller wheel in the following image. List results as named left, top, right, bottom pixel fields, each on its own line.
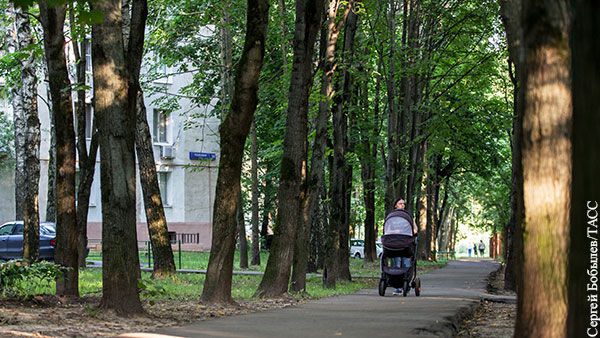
left=402, top=280, right=409, bottom=297
left=414, top=277, right=421, bottom=297
left=378, top=278, right=386, bottom=297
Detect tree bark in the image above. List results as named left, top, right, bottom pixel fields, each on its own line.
left=39, top=1, right=79, bottom=295
left=499, top=0, right=523, bottom=293
left=91, top=0, right=144, bottom=315
left=5, top=8, right=25, bottom=222
left=567, top=2, right=600, bottom=336
left=237, top=193, right=248, bottom=269
left=515, top=1, right=571, bottom=336
left=384, top=0, right=402, bottom=215
left=14, top=6, right=40, bottom=262
left=123, top=0, right=176, bottom=278
left=360, top=55, right=380, bottom=263
left=326, top=3, right=359, bottom=286
left=201, top=0, right=269, bottom=304
left=250, top=119, right=261, bottom=266
left=256, top=0, right=323, bottom=298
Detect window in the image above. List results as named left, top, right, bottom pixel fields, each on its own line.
left=158, top=171, right=169, bottom=205
left=153, top=109, right=168, bottom=143
left=0, top=224, right=13, bottom=235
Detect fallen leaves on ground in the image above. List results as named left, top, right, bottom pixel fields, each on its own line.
left=454, top=264, right=516, bottom=338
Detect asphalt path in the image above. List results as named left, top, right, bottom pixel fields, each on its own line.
left=122, top=259, right=501, bottom=338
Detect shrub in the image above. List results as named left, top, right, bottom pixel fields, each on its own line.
left=0, top=260, right=66, bottom=298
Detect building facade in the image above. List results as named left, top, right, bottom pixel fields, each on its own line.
left=0, top=44, right=220, bottom=251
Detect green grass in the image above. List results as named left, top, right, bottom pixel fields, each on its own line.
left=16, top=252, right=446, bottom=302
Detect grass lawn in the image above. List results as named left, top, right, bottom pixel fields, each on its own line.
left=13, top=252, right=447, bottom=302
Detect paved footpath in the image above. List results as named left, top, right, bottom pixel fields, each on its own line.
left=122, top=259, right=500, bottom=338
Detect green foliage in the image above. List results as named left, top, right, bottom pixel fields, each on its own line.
left=138, top=277, right=167, bottom=305
left=0, top=261, right=66, bottom=298
left=0, top=113, right=14, bottom=166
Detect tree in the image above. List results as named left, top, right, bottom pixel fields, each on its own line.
left=125, top=0, right=177, bottom=278
left=290, top=0, right=350, bottom=293
left=68, top=8, right=99, bottom=268
left=324, top=0, right=359, bottom=287
left=38, top=0, right=78, bottom=296
left=499, top=0, right=522, bottom=292
left=200, top=0, right=269, bottom=304
left=237, top=192, right=249, bottom=269
left=10, top=4, right=40, bottom=262
left=515, top=1, right=571, bottom=336
left=90, top=0, right=144, bottom=315
left=250, top=119, right=260, bottom=266
left=256, top=0, right=324, bottom=298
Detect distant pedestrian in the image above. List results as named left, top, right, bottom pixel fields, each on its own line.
left=473, top=243, right=478, bottom=257
left=478, top=240, right=485, bottom=256
left=468, top=248, right=472, bottom=257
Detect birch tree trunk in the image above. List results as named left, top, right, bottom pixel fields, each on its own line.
left=14, top=6, right=40, bottom=262
left=6, top=5, right=24, bottom=222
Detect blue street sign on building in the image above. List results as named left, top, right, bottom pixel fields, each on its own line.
left=189, top=152, right=217, bottom=161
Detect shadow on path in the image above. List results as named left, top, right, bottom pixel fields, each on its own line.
left=121, top=259, right=501, bottom=338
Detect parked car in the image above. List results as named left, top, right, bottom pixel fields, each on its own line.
left=0, top=221, right=56, bottom=261
left=350, top=238, right=383, bottom=259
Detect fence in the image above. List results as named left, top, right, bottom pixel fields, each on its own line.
left=86, top=234, right=200, bottom=270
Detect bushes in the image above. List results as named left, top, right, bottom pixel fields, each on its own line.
left=0, top=260, right=65, bottom=297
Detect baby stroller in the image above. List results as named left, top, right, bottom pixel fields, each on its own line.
left=378, top=209, right=421, bottom=297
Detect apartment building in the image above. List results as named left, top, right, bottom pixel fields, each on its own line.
left=0, top=44, right=221, bottom=251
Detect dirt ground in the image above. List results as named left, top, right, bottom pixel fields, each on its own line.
left=1, top=266, right=515, bottom=338
left=454, top=264, right=517, bottom=338
left=0, top=295, right=304, bottom=337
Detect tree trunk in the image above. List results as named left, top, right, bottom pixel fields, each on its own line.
left=14, top=6, right=40, bottom=262
left=237, top=193, right=248, bottom=269
left=201, top=0, right=269, bottom=304
left=250, top=120, right=261, bottom=266
left=384, top=0, right=402, bottom=215
left=325, top=2, right=358, bottom=287
left=260, top=165, right=274, bottom=241
left=290, top=181, right=309, bottom=293
left=70, top=31, right=98, bottom=268
left=46, top=115, right=56, bottom=223
left=360, top=52, right=381, bottom=263
left=568, top=2, right=600, bottom=335
left=39, top=1, right=79, bottom=295
left=256, top=0, right=323, bottom=298
left=499, top=0, right=523, bottom=293
left=515, top=2, right=571, bottom=336
left=298, top=0, right=347, bottom=288
left=123, top=0, right=177, bottom=278
left=6, top=8, right=25, bottom=222
left=91, top=0, right=144, bottom=315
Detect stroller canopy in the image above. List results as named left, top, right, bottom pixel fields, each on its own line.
left=384, top=210, right=414, bottom=236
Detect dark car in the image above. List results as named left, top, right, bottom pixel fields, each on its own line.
left=0, top=221, right=56, bottom=261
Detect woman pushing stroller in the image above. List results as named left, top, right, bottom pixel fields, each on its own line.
left=378, top=198, right=421, bottom=297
